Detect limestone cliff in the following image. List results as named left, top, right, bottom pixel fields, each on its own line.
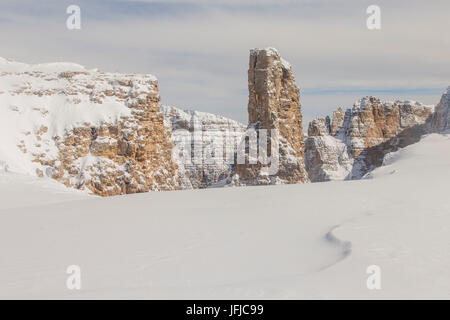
left=161, top=105, right=246, bottom=188
left=0, top=58, right=180, bottom=196
left=305, top=97, right=433, bottom=182
left=431, top=87, right=450, bottom=133
left=1, top=54, right=447, bottom=195
left=232, top=48, right=309, bottom=185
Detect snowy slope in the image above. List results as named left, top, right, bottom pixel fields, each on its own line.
left=0, top=171, right=89, bottom=210
left=0, top=132, right=449, bottom=299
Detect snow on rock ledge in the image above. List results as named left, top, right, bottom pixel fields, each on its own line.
left=161, top=105, right=246, bottom=189
left=431, top=86, right=450, bottom=133
left=232, top=48, right=310, bottom=185
left=0, top=57, right=180, bottom=196
left=305, top=97, right=433, bottom=182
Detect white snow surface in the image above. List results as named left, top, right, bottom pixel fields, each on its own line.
left=0, top=57, right=87, bottom=73
left=0, top=133, right=449, bottom=299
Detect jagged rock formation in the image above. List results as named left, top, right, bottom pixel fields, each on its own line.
left=1, top=54, right=447, bottom=195
left=431, top=86, right=450, bottom=133
left=232, top=48, right=309, bottom=185
left=305, top=97, right=433, bottom=182
left=0, top=58, right=180, bottom=196
left=161, top=105, right=246, bottom=188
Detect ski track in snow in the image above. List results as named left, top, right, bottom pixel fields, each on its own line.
left=320, top=225, right=352, bottom=270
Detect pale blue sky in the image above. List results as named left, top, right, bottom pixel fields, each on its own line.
left=1, top=0, right=449, bottom=125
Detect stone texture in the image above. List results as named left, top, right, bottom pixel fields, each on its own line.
left=431, top=87, right=450, bottom=133
left=2, top=65, right=180, bottom=196
left=4, top=54, right=446, bottom=195
left=330, top=108, right=345, bottom=136
left=308, top=117, right=331, bottom=137
left=232, top=48, right=309, bottom=185
left=305, top=97, right=433, bottom=182
left=161, top=105, right=246, bottom=188
left=52, top=91, right=180, bottom=196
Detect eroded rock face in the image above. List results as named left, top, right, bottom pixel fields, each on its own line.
left=232, top=48, right=309, bottom=185
left=431, top=87, right=450, bottom=133
left=0, top=59, right=180, bottom=196
left=161, top=105, right=246, bottom=188
left=2, top=54, right=445, bottom=195
left=305, top=97, right=433, bottom=182
left=53, top=91, right=180, bottom=196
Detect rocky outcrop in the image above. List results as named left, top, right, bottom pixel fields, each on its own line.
left=162, top=48, right=310, bottom=189
left=0, top=58, right=180, bottom=196
left=2, top=54, right=446, bottom=195
left=305, top=97, right=433, bottom=181
left=431, top=87, right=450, bottom=133
left=232, top=48, right=309, bottom=185
left=161, top=105, right=246, bottom=188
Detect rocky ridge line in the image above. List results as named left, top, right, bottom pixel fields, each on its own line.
left=231, top=48, right=309, bottom=185
left=305, top=97, right=434, bottom=182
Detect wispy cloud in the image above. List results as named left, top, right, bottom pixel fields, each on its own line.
left=0, top=0, right=449, bottom=123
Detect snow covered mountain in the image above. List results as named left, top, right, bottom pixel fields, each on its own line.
left=161, top=105, right=246, bottom=189
left=431, top=86, right=450, bottom=133
left=1, top=49, right=450, bottom=299
left=0, top=53, right=448, bottom=196
left=305, top=97, right=434, bottom=181
left=1, top=131, right=449, bottom=299
left=0, top=57, right=180, bottom=196
left=231, top=48, right=309, bottom=186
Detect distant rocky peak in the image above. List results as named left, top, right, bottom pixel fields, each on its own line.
left=431, top=86, right=450, bottom=133
left=305, top=96, right=434, bottom=182
left=0, top=57, right=179, bottom=196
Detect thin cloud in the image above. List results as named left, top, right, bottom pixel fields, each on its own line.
left=0, top=0, right=448, bottom=123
